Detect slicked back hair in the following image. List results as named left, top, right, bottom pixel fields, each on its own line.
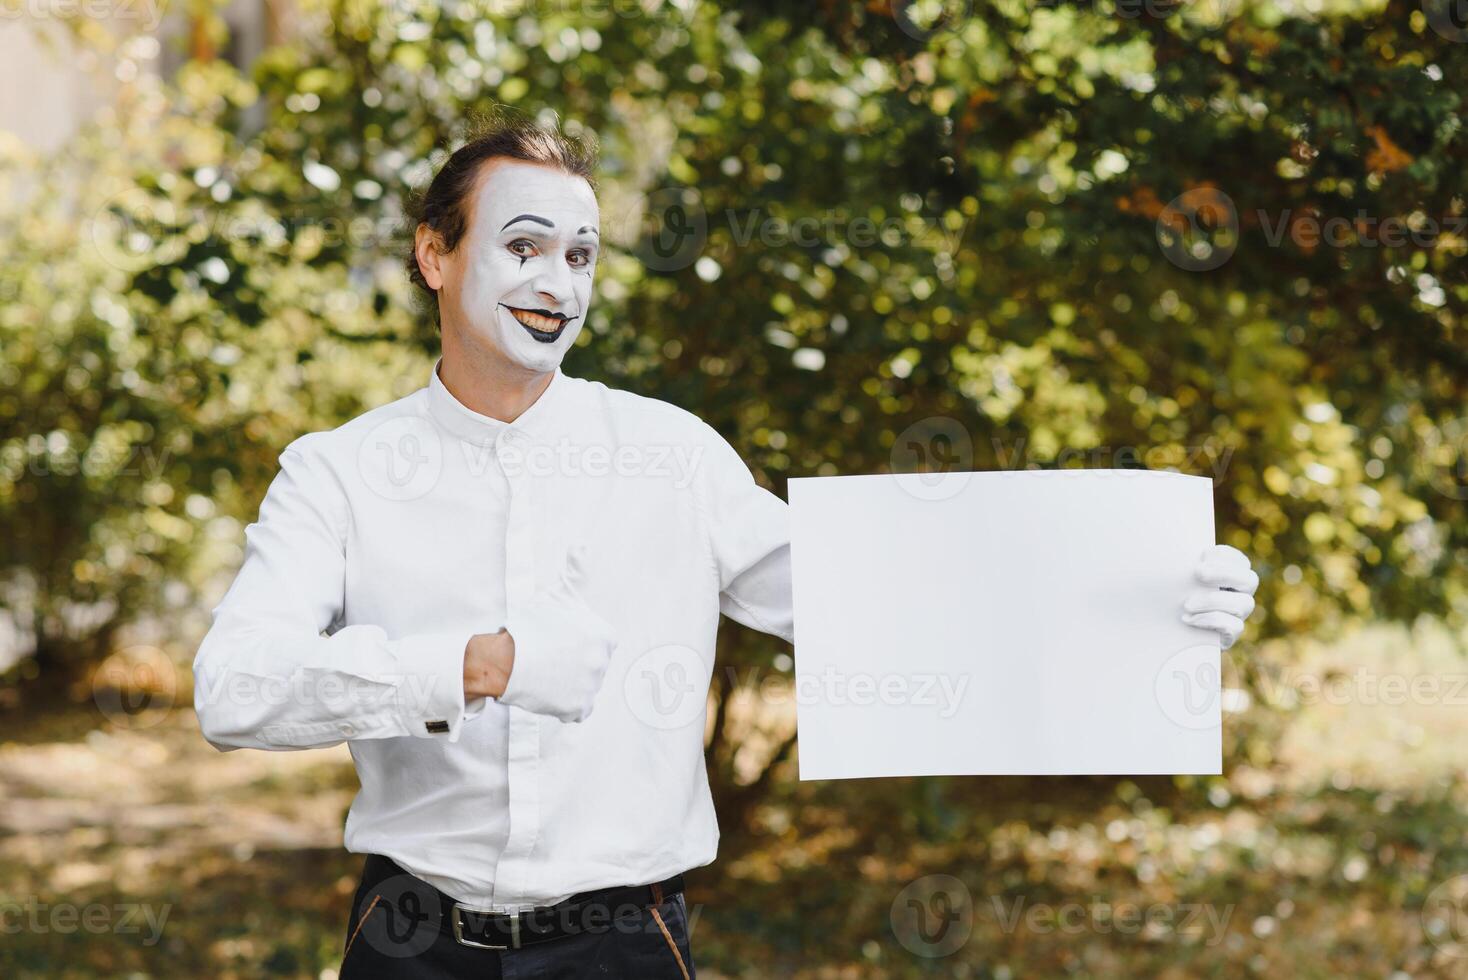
left=405, top=113, right=599, bottom=315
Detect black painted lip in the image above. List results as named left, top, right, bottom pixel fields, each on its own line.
left=501, top=303, right=576, bottom=344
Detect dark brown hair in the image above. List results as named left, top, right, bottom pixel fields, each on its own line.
left=405, top=112, right=599, bottom=301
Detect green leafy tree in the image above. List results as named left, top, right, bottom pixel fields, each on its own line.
left=2, top=0, right=1463, bottom=853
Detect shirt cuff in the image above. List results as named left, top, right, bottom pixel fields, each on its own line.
left=495, top=611, right=560, bottom=718
left=391, top=631, right=478, bottom=742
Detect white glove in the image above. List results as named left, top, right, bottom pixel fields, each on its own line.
left=498, top=544, right=618, bottom=723
left=1181, top=544, right=1259, bottom=650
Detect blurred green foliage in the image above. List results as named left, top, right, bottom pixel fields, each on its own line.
left=0, top=1, right=1466, bottom=976
left=0, top=0, right=1464, bottom=856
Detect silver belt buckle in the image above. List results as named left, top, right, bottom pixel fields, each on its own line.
left=451, top=902, right=522, bottom=950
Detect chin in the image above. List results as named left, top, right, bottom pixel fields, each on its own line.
left=507, top=346, right=567, bottom=373
left=504, top=326, right=583, bottom=373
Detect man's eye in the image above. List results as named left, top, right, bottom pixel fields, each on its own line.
left=508, top=239, right=535, bottom=257
left=568, top=250, right=593, bottom=268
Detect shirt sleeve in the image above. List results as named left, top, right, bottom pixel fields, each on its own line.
left=696, top=423, right=795, bottom=646
left=191, top=437, right=486, bottom=752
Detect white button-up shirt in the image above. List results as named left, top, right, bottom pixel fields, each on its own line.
left=192, top=360, right=794, bottom=907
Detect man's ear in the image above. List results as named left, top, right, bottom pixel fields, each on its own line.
left=414, top=223, right=447, bottom=291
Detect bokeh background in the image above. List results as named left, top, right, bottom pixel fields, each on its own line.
left=2, top=0, right=1467, bottom=976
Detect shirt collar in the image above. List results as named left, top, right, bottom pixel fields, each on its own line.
left=425, top=357, right=570, bottom=446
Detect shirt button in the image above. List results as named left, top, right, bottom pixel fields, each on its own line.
left=338, top=723, right=356, bottom=736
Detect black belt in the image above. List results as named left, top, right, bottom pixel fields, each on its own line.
left=360, top=854, right=686, bottom=951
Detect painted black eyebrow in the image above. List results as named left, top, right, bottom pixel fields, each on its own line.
left=578, top=225, right=599, bottom=237
left=501, top=213, right=555, bottom=231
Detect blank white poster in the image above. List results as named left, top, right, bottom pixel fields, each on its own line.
left=788, top=469, right=1221, bottom=780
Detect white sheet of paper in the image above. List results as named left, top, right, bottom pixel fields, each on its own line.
left=788, top=469, right=1221, bottom=779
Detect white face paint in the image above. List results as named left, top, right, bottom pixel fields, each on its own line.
left=439, top=159, right=600, bottom=374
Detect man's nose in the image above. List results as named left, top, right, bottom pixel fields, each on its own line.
left=530, top=256, right=577, bottom=309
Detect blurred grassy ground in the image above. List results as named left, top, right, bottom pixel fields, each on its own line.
left=2, top=623, right=1466, bottom=978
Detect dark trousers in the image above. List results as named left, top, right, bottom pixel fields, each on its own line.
left=340, top=854, right=697, bottom=979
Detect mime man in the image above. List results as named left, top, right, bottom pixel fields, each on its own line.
left=192, top=117, right=1259, bottom=979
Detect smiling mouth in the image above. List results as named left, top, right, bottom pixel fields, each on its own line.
left=501, top=304, right=575, bottom=344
